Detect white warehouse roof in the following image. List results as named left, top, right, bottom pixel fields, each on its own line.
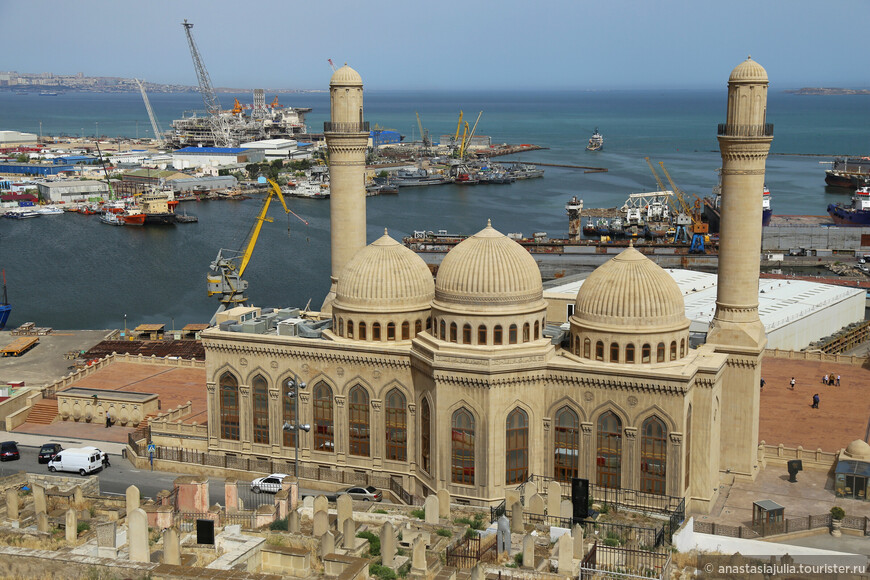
left=545, top=269, right=866, bottom=350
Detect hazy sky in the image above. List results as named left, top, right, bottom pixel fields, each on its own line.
left=3, top=1, right=865, bottom=91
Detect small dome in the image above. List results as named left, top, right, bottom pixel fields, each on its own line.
left=574, top=245, right=686, bottom=329
left=845, top=439, right=870, bottom=460
left=335, top=231, right=434, bottom=312
left=729, top=56, right=768, bottom=83
left=330, top=64, right=363, bottom=87
left=434, top=221, right=544, bottom=309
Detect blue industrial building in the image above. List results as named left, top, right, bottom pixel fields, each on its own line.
left=370, top=130, right=401, bottom=147
left=0, top=163, right=77, bottom=176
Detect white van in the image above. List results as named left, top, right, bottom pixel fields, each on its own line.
left=47, top=447, right=102, bottom=476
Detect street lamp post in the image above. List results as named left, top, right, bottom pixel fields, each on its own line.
left=282, top=375, right=310, bottom=478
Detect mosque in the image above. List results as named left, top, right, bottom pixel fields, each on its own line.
left=200, top=57, right=773, bottom=513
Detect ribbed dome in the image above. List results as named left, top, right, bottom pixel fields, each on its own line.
left=845, top=440, right=870, bottom=460
left=330, top=64, right=363, bottom=86
left=574, top=245, right=686, bottom=328
left=434, top=221, right=544, bottom=309
left=729, top=56, right=768, bottom=83
left=335, top=230, right=434, bottom=311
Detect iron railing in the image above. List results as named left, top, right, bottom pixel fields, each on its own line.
left=693, top=512, right=870, bottom=539
left=445, top=533, right=497, bottom=568
left=581, top=541, right=671, bottom=580
left=717, top=123, right=774, bottom=137
left=323, top=121, right=370, bottom=133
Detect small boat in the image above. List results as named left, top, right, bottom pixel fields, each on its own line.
left=608, top=217, right=625, bottom=237
left=38, top=91, right=59, bottom=97
left=0, top=270, right=10, bottom=330
left=595, top=218, right=611, bottom=236
left=828, top=187, right=870, bottom=226
left=390, top=168, right=449, bottom=187
left=582, top=219, right=598, bottom=237
left=99, top=212, right=125, bottom=226
left=454, top=172, right=480, bottom=185
left=36, top=207, right=64, bottom=215
left=506, top=163, right=544, bottom=180
left=4, top=210, right=40, bottom=219
left=120, top=211, right=146, bottom=226
left=175, top=212, right=198, bottom=223
left=586, top=128, right=604, bottom=151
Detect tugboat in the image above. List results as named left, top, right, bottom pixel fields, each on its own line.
left=762, top=185, right=772, bottom=226
left=828, top=187, right=870, bottom=226
left=0, top=270, right=10, bottom=330
left=586, top=128, right=604, bottom=151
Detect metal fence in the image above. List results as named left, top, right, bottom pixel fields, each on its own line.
left=581, top=541, right=672, bottom=580
left=693, top=513, right=869, bottom=539
left=717, top=123, right=774, bottom=137
left=444, top=533, right=497, bottom=568
left=236, top=481, right=281, bottom=510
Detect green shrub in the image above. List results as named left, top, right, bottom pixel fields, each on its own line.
left=77, top=521, right=91, bottom=535
left=373, top=509, right=388, bottom=514
left=603, top=536, right=619, bottom=547
left=454, top=514, right=485, bottom=530
left=269, top=517, right=288, bottom=531
left=435, top=528, right=452, bottom=537
left=464, top=528, right=477, bottom=540
left=397, top=562, right=412, bottom=578
left=831, top=506, right=845, bottom=520
left=369, top=564, right=397, bottom=580
left=599, top=503, right=610, bottom=515
left=410, top=508, right=425, bottom=520
left=513, top=552, right=523, bottom=565
left=357, top=530, right=380, bottom=556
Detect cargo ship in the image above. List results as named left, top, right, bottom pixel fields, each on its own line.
left=703, top=171, right=772, bottom=232
left=586, top=128, right=604, bottom=151
left=824, top=157, right=870, bottom=189
left=828, top=187, right=870, bottom=226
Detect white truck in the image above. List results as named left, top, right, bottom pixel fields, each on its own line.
left=47, top=447, right=103, bottom=476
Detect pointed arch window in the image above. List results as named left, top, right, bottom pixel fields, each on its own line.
left=347, top=320, right=354, bottom=339
left=670, top=341, right=677, bottom=360
left=414, top=320, right=422, bottom=336
left=463, top=323, right=472, bottom=344
left=657, top=342, right=665, bottom=362
left=641, top=416, right=667, bottom=495
left=554, top=407, right=579, bottom=483
left=680, top=338, right=685, bottom=357
left=478, top=325, right=487, bottom=345
left=597, top=411, right=622, bottom=489
left=219, top=372, right=240, bottom=441
left=402, top=321, right=410, bottom=340
left=451, top=408, right=475, bottom=485
left=506, top=408, right=529, bottom=484
left=610, top=342, right=619, bottom=362
left=523, top=323, right=530, bottom=342
left=494, top=325, right=503, bottom=345
left=509, top=324, right=518, bottom=344
left=338, top=318, right=344, bottom=336
left=348, top=385, right=370, bottom=457
left=387, top=322, right=396, bottom=341
left=626, top=343, right=635, bottom=364
left=283, top=382, right=296, bottom=448
left=534, top=321, right=540, bottom=340
left=252, top=375, right=269, bottom=445
left=440, top=320, right=446, bottom=340
left=450, top=322, right=458, bottom=343
left=421, top=398, right=431, bottom=473
left=313, top=382, right=334, bottom=452
left=385, top=389, right=407, bottom=462
left=583, top=338, right=591, bottom=358
left=359, top=322, right=367, bottom=340
left=595, top=341, right=604, bottom=361
left=373, top=322, right=381, bottom=341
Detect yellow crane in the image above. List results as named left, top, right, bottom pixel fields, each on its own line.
left=415, top=111, right=430, bottom=149
left=658, top=161, right=709, bottom=252
left=207, top=178, right=308, bottom=322
left=454, top=110, right=464, bottom=142
left=460, top=111, right=483, bottom=159
left=644, top=157, right=667, bottom=191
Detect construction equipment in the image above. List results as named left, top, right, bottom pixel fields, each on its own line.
left=658, top=161, right=708, bottom=253
left=231, top=98, right=244, bottom=115
left=453, top=110, right=463, bottom=142
left=460, top=111, right=483, bottom=159
left=181, top=19, right=232, bottom=147
left=134, top=79, right=164, bottom=146
left=415, top=111, right=430, bottom=151
left=644, top=157, right=667, bottom=191
left=207, top=178, right=308, bottom=323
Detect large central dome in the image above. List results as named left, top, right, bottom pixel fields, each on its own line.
left=573, top=245, right=686, bottom=330
left=434, top=221, right=544, bottom=311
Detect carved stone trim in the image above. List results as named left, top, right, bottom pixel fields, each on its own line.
left=268, top=389, right=280, bottom=401
left=543, top=417, right=551, bottom=431
left=371, top=399, right=382, bottom=411
left=299, top=392, right=311, bottom=404
left=334, top=395, right=346, bottom=408
left=624, top=427, right=638, bottom=441
left=206, top=382, right=216, bottom=394
left=238, top=386, right=250, bottom=397
left=669, top=432, right=683, bottom=446
left=408, top=403, right=416, bottom=416
left=580, top=422, right=593, bottom=436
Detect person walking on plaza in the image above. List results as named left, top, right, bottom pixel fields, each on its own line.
left=105, top=410, right=111, bottom=428
left=790, top=377, right=796, bottom=390
left=837, top=374, right=841, bottom=386
left=823, top=374, right=828, bottom=385
left=812, top=393, right=820, bottom=409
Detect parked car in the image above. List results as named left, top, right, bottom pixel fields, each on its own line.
left=37, top=443, right=62, bottom=464
left=250, top=473, right=291, bottom=494
left=338, top=485, right=382, bottom=502
left=48, top=447, right=102, bottom=476
left=0, top=441, right=19, bottom=462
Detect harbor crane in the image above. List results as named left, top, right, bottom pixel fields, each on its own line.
left=460, top=111, right=483, bottom=159
left=134, top=79, right=164, bottom=146
left=658, top=161, right=708, bottom=253
left=207, top=178, right=308, bottom=323
left=181, top=19, right=233, bottom=147
left=415, top=111, right=431, bottom=152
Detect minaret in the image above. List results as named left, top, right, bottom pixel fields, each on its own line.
left=321, top=64, right=369, bottom=312
left=707, top=56, right=773, bottom=479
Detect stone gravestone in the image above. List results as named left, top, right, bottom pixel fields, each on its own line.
left=33, top=484, right=46, bottom=515
left=523, top=480, right=537, bottom=504
left=289, top=509, right=300, bottom=533
left=560, top=499, right=573, bottom=520
left=505, top=489, right=520, bottom=511
left=557, top=532, right=573, bottom=574
left=163, top=527, right=181, bottom=565
left=128, top=507, right=150, bottom=562
left=73, top=485, right=84, bottom=505
left=303, top=495, right=315, bottom=509
left=126, top=485, right=140, bottom=513
left=436, top=489, right=450, bottom=519
left=528, top=493, right=545, bottom=516
left=36, top=512, right=50, bottom=533
left=381, top=521, right=396, bottom=568
left=96, top=521, right=117, bottom=558
left=573, top=523, right=585, bottom=558
left=496, top=515, right=511, bottom=556
left=313, top=509, right=329, bottom=538
left=522, top=533, right=535, bottom=569
left=342, top=517, right=356, bottom=549
left=313, top=495, right=328, bottom=515
left=547, top=480, right=562, bottom=516
left=65, top=508, right=78, bottom=543
left=5, top=488, right=17, bottom=521
left=470, top=563, right=483, bottom=580
left=424, top=494, right=439, bottom=524
left=319, top=531, right=335, bottom=559
left=510, top=501, right=524, bottom=533
left=336, top=494, right=353, bottom=531
left=411, top=536, right=426, bottom=575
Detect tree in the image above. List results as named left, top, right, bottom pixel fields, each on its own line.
left=245, top=163, right=260, bottom=180
left=15, top=153, right=29, bottom=163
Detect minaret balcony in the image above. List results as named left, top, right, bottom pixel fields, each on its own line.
left=324, top=121, right=371, bottom=133
left=717, top=123, right=774, bottom=137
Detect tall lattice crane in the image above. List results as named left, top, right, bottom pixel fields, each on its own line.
left=135, top=79, right=164, bottom=146
left=181, top=19, right=233, bottom=147
left=658, top=161, right=709, bottom=252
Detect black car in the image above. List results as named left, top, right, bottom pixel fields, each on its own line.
left=0, top=441, right=19, bottom=462
left=37, top=443, right=62, bottom=464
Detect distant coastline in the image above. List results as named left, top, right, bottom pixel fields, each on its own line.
left=785, top=87, right=870, bottom=96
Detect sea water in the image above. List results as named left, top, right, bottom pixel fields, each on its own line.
left=0, top=89, right=868, bottom=329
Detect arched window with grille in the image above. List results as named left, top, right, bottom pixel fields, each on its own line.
left=387, top=322, right=395, bottom=341
left=347, top=320, right=354, bottom=339
left=421, top=398, right=431, bottom=473
left=595, top=341, right=604, bottom=361
left=534, top=321, right=540, bottom=340
left=610, top=342, right=619, bottom=362
left=642, top=343, right=651, bottom=363
left=523, top=323, right=530, bottom=342
left=385, top=389, right=407, bottom=462
left=506, top=408, right=529, bottom=484
left=626, top=343, right=635, bottom=363
left=440, top=320, right=446, bottom=340
left=313, top=382, right=334, bottom=452
left=641, top=416, right=667, bottom=495
left=338, top=318, right=344, bottom=336
left=283, top=383, right=295, bottom=448
left=584, top=338, right=591, bottom=358
left=348, top=385, right=370, bottom=457
left=451, top=409, right=475, bottom=485
left=554, top=407, right=579, bottom=483
left=373, top=322, right=382, bottom=341
left=478, top=325, right=487, bottom=344
left=414, top=320, right=422, bottom=336
left=670, top=341, right=677, bottom=360
left=402, top=321, right=410, bottom=340
left=509, top=324, right=518, bottom=344
left=596, top=411, right=622, bottom=489
left=680, top=338, right=685, bottom=357
left=494, top=325, right=503, bottom=345
left=657, top=342, right=665, bottom=362
left=252, top=375, right=269, bottom=445
left=463, top=323, right=471, bottom=344
left=219, top=372, right=240, bottom=441
left=450, top=322, right=458, bottom=343
left=359, top=322, right=367, bottom=341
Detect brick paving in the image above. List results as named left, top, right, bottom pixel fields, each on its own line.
left=759, top=356, right=870, bottom=452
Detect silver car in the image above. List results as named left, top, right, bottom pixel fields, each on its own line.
left=337, top=485, right=382, bottom=502
left=250, top=473, right=290, bottom=494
